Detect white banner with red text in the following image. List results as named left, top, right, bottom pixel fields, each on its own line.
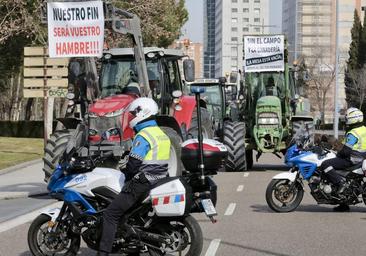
left=47, top=1, right=104, bottom=58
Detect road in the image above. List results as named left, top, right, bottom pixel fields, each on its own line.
left=1, top=154, right=366, bottom=255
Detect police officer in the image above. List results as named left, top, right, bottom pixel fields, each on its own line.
left=97, top=97, right=171, bottom=255
left=320, top=107, right=366, bottom=212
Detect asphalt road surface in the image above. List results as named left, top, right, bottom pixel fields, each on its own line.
left=1, top=154, right=366, bottom=255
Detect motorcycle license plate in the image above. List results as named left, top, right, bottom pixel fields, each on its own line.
left=201, top=199, right=217, bottom=216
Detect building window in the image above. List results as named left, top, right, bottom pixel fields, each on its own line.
left=232, top=8, right=238, bottom=13
left=243, top=27, right=249, bottom=32
left=243, top=0, right=249, bottom=2
left=254, top=0, right=260, bottom=3
left=232, top=0, right=237, bottom=2
left=254, top=27, right=260, bottom=32
left=254, top=8, right=260, bottom=14
left=254, top=18, right=260, bottom=23
left=231, top=27, right=238, bottom=32
left=243, top=8, right=249, bottom=12
left=243, top=17, right=249, bottom=22
left=231, top=17, right=238, bottom=23
left=231, top=37, right=238, bottom=42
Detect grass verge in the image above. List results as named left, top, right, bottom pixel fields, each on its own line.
left=0, top=137, right=43, bottom=170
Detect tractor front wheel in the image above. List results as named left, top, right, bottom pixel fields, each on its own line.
left=43, top=129, right=74, bottom=181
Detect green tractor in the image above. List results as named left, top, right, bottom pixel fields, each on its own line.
left=236, top=65, right=314, bottom=170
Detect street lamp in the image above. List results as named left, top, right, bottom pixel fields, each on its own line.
left=333, top=0, right=340, bottom=138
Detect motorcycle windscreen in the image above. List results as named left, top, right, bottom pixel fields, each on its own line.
left=150, top=179, right=186, bottom=217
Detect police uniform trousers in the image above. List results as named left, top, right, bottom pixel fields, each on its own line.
left=99, top=174, right=151, bottom=253
left=320, top=158, right=353, bottom=185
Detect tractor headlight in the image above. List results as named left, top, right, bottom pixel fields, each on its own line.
left=105, top=109, right=124, bottom=117
left=258, top=113, right=279, bottom=126
left=258, top=118, right=279, bottom=125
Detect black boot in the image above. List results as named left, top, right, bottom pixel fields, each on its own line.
left=333, top=204, right=350, bottom=212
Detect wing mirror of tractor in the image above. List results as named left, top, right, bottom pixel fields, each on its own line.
left=183, top=59, right=195, bottom=82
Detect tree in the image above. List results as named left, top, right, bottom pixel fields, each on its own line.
left=346, top=65, right=366, bottom=110
left=111, top=0, right=188, bottom=47
left=306, top=51, right=336, bottom=124
left=345, top=9, right=363, bottom=108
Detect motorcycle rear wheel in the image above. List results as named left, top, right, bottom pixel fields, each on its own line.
left=148, top=215, right=203, bottom=256
left=28, top=214, right=80, bottom=256
left=266, top=179, right=304, bottom=212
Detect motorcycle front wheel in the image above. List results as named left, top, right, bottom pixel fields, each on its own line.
left=28, top=214, right=80, bottom=256
left=266, top=179, right=304, bottom=212
left=148, top=215, right=203, bottom=256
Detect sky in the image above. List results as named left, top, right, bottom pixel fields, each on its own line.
left=180, top=0, right=283, bottom=43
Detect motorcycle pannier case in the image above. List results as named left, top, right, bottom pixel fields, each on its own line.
left=181, top=139, right=228, bottom=172
left=150, top=178, right=191, bottom=217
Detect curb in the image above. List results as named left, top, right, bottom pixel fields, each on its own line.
left=0, top=158, right=42, bottom=176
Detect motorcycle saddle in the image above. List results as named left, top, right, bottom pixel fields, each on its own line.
left=335, top=162, right=362, bottom=176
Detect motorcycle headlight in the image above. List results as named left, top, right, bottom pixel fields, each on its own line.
left=105, top=109, right=124, bottom=117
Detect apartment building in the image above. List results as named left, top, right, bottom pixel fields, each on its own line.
left=282, top=0, right=366, bottom=121
left=203, top=0, right=269, bottom=78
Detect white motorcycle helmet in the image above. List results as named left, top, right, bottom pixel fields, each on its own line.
left=128, top=97, right=158, bottom=128
left=345, top=107, right=364, bottom=125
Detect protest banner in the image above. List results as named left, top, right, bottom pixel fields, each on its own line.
left=47, top=0, right=104, bottom=58
left=244, top=35, right=285, bottom=73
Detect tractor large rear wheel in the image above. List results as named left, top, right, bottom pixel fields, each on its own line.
left=161, top=127, right=183, bottom=177
left=188, top=107, right=214, bottom=139
left=43, top=129, right=74, bottom=181
left=223, top=121, right=247, bottom=172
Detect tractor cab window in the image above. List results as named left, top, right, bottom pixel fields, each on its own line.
left=163, top=59, right=182, bottom=94
left=246, top=72, right=285, bottom=98
left=100, top=59, right=139, bottom=98
left=146, top=61, right=161, bottom=99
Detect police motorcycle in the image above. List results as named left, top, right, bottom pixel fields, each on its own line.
left=27, top=87, right=227, bottom=255
left=265, top=135, right=366, bottom=212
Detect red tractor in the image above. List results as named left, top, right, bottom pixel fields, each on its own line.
left=43, top=47, right=214, bottom=180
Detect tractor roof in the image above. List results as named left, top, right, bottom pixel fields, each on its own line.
left=188, top=78, right=220, bottom=86
left=104, top=47, right=185, bottom=58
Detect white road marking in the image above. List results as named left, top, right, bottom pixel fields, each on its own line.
left=243, top=172, right=249, bottom=177
left=224, top=203, right=236, bottom=216
left=0, top=202, right=61, bottom=233
left=205, top=239, right=221, bottom=256
left=237, top=185, right=244, bottom=192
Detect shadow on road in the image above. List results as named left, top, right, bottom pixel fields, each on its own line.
left=0, top=182, right=46, bottom=194
left=251, top=164, right=287, bottom=172
left=251, top=204, right=366, bottom=213
left=204, top=238, right=292, bottom=256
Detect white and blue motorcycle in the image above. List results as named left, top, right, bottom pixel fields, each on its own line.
left=27, top=86, right=227, bottom=255
left=266, top=139, right=366, bottom=212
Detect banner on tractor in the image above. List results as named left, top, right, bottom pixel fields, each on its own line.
left=47, top=1, right=104, bottom=58
left=244, top=35, right=285, bottom=73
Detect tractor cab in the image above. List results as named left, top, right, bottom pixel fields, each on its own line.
left=99, top=47, right=185, bottom=115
